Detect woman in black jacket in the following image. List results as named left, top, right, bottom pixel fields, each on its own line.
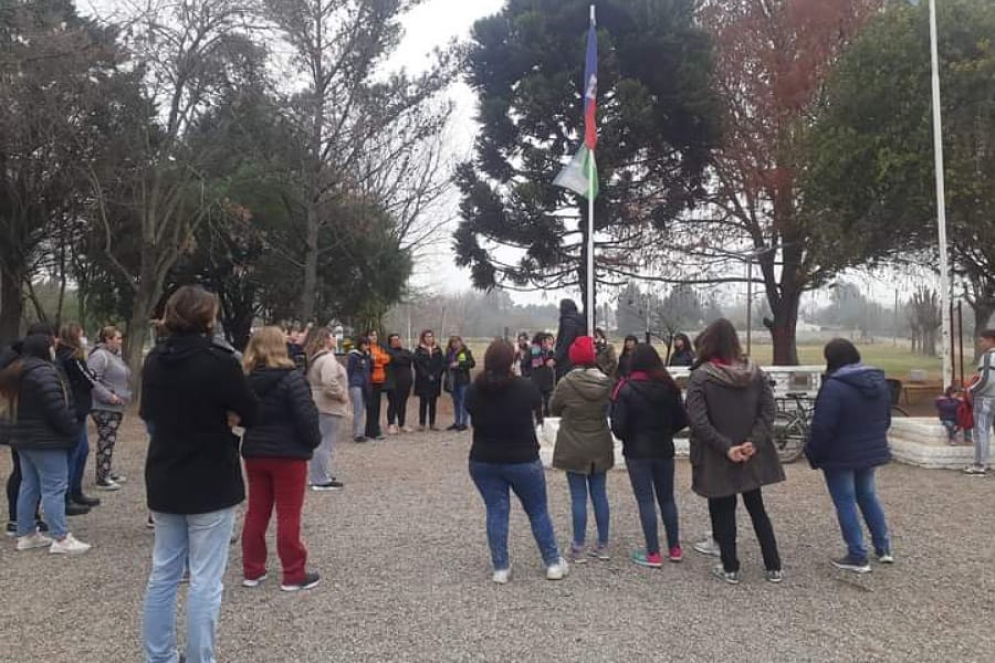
left=385, top=333, right=415, bottom=434
left=414, top=330, right=445, bottom=431
left=240, top=326, right=322, bottom=592
left=6, top=332, right=88, bottom=554
left=141, top=286, right=259, bottom=663
left=611, top=344, right=688, bottom=568
left=617, top=335, right=640, bottom=378
left=57, top=323, right=101, bottom=511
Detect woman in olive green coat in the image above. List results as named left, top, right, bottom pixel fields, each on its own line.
left=550, top=336, right=614, bottom=562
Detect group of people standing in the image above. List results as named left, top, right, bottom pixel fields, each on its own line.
left=346, top=330, right=476, bottom=441
left=466, top=317, right=895, bottom=584
left=1, top=322, right=133, bottom=556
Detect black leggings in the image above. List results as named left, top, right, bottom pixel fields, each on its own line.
left=419, top=396, right=438, bottom=427
left=387, top=388, right=410, bottom=427
left=708, top=488, right=781, bottom=573
left=365, top=383, right=384, bottom=438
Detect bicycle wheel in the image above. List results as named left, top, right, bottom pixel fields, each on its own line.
left=890, top=406, right=909, bottom=417
left=772, top=411, right=806, bottom=464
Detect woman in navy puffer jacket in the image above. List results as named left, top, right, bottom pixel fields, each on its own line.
left=806, top=339, right=893, bottom=573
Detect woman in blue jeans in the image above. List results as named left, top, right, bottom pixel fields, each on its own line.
left=141, top=286, right=259, bottom=663
left=805, top=339, right=894, bottom=573
left=611, top=344, right=689, bottom=567
left=446, top=336, right=475, bottom=432
left=550, top=336, right=614, bottom=563
left=466, top=339, right=567, bottom=583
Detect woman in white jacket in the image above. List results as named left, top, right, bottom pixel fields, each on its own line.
left=305, top=327, right=349, bottom=491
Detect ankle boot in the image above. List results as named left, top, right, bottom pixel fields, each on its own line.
left=72, top=493, right=101, bottom=507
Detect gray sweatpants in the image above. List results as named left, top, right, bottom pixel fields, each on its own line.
left=310, top=414, right=341, bottom=485
left=350, top=386, right=366, bottom=439
left=974, top=397, right=994, bottom=466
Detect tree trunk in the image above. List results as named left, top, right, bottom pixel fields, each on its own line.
left=301, top=203, right=320, bottom=322
left=0, top=268, right=24, bottom=346
left=768, top=289, right=801, bottom=366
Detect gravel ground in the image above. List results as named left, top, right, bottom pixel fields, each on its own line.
left=1, top=415, right=994, bottom=663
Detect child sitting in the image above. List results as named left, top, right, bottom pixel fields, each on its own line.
left=935, top=386, right=972, bottom=445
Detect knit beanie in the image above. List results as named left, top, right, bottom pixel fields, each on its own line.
left=569, top=336, right=597, bottom=367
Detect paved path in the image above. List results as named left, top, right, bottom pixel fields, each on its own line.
left=1, top=418, right=993, bottom=662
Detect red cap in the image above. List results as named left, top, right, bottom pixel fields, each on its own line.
left=569, top=336, right=597, bottom=367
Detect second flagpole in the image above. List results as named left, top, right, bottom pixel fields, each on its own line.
left=586, top=4, right=596, bottom=336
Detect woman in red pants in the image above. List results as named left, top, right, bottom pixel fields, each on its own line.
left=241, top=327, right=323, bottom=591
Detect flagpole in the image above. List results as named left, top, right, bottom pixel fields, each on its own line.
left=929, top=0, right=952, bottom=388
left=586, top=3, right=596, bottom=337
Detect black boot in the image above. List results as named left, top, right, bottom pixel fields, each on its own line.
left=72, top=493, right=101, bottom=507
left=65, top=500, right=90, bottom=517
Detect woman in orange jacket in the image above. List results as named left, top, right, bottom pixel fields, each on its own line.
left=366, top=329, right=391, bottom=440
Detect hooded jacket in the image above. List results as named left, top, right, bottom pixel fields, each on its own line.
left=242, top=367, right=321, bottom=460
left=611, top=373, right=688, bottom=459
left=307, top=350, right=349, bottom=417
left=141, top=333, right=259, bottom=515
left=554, top=299, right=586, bottom=379
left=9, top=357, right=79, bottom=451
left=550, top=367, right=614, bottom=474
left=805, top=364, right=892, bottom=471
left=686, top=359, right=784, bottom=499
left=56, top=345, right=101, bottom=421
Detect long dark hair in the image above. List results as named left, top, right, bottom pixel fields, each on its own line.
left=629, top=344, right=678, bottom=391
left=620, top=334, right=639, bottom=356
left=475, top=339, right=515, bottom=392
left=695, top=318, right=743, bottom=364
left=824, top=338, right=861, bottom=374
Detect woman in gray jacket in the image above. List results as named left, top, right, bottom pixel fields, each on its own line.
left=686, top=319, right=785, bottom=585
left=88, top=326, right=132, bottom=491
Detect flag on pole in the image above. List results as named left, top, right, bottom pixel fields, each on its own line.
left=554, top=8, right=598, bottom=200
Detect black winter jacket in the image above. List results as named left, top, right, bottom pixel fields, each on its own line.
left=414, top=346, right=445, bottom=398
left=554, top=305, right=586, bottom=379
left=611, top=376, right=688, bottom=459
left=141, top=333, right=259, bottom=515
left=385, top=347, right=415, bottom=393
left=10, top=358, right=79, bottom=451
left=242, top=367, right=321, bottom=461
left=56, top=345, right=98, bottom=421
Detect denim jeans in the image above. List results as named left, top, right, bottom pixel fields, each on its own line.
left=452, top=383, right=469, bottom=427
left=349, top=386, right=365, bottom=439
left=469, top=460, right=560, bottom=570
left=565, top=471, right=610, bottom=548
left=309, top=414, right=340, bottom=485
left=143, top=507, right=237, bottom=663
left=823, top=467, right=891, bottom=562
left=625, top=458, right=679, bottom=554
left=973, top=397, right=993, bottom=466
left=16, top=449, right=68, bottom=539
left=67, top=425, right=89, bottom=497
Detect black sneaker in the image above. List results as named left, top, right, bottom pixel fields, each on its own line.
left=65, top=502, right=91, bottom=517
left=446, top=424, right=459, bottom=431
left=4, top=522, right=14, bottom=537
left=830, top=555, right=871, bottom=573
left=456, top=424, right=469, bottom=432
left=72, top=493, right=101, bottom=507
left=353, top=436, right=368, bottom=443
left=281, top=571, right=321, bottom=592
left=711, top=564, right=741, bottom=585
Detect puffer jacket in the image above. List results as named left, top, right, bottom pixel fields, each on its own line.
left=686, top=360, right=784, bottom=499
left=10, top=357, right=79, bottom=451
left=370, top=344, right=391, bottom=385
left=610, top=372, right=688, bottom=459
left=242, top=367, right=321, bottom=460
left=307, top=351, right=349, bottom=417
left=805, top=364, right=891, bottom=471
left=385, top=346, right=414, bottom=394
left=550, top=367, right=614, bottom=474
left=57, top=345, right=100, bottom=422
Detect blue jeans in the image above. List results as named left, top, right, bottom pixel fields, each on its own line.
left=469, top=460, right=559, bottom=570
left=452, top=383, right=469, bottom=427
left=565, top=471, right=610, bottom=548
left=823, top=467, right=890, bottom=562
left=16, top=449, right=68, bottom=538
left=626, top=458, right=679, bottom=555
left=143, top=508, right=237, bottom=663
left=67, top=425, right=89, bottom=497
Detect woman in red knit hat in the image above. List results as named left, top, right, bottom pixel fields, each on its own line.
left=550, top=336, right=615, bottom=562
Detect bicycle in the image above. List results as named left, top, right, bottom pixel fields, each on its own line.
left=772, top=392, right=813, bottom=464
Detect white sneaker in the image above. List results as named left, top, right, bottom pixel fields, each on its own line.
left=492, top=567, right=512, bottom=584
left=49, top=533, right=91, bottom=555
left=546, top=557, right=570, bottom=581
left=693, top=537, right=721, bottom=557
left=96, top=479, right=121, bottom=491
left=16, top=532, right=54, bottom=551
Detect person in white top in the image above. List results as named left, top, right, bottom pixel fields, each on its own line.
left=304, top=327, right=349, bottom=490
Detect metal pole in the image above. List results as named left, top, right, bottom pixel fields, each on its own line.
left=958, top=301, right=965, bottom=386
left=930, top=0, right=953, bottom=388
left=746, top=259, right=753, bottom=356
left=587, top=184, right=595, bottom=336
